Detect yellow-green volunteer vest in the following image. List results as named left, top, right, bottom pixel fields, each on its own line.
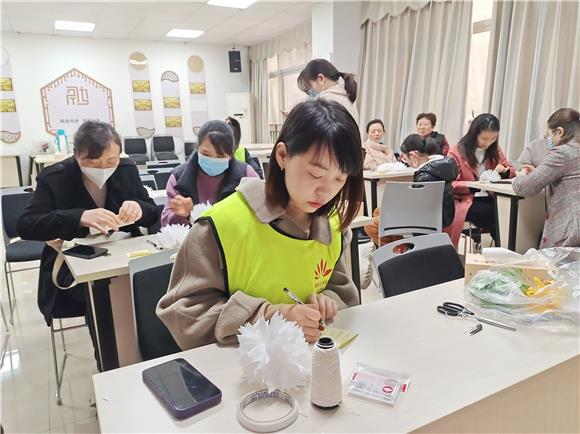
left=200, top=191, right=342, bottom=304
left=234, top=146, right=246, bottom=162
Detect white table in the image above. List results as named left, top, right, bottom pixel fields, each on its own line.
left=465, top=181, right=545, bottom=253
left=363, top=169, right=416, bottom=212
left=244, top=143, right=274, bottom=152
left=64, top=234, right=160, bottom=370
left=93, top=278, right=579, bottom=433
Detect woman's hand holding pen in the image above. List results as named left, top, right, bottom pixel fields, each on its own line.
left=266, top=304, right=322, bottom=342
left=307, top=293, right=338, bottom=322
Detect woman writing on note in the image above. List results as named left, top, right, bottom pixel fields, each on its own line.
left=157, top=100, right=363, bottom=349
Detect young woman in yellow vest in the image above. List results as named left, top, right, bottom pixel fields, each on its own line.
left=157, top=99, right=363, bottom=350
left=226, top=116, right=264, bottom=178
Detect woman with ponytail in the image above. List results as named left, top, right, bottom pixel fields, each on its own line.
left=298, top=59, right=359, bottom=123
left=513, top=108, right=580, bottom=247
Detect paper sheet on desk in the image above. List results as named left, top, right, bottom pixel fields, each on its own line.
left=89, top=221, right=135, bottom=236
left=74, top=231, right=131, bottom=246
left=321, top=327, right=358, bottom=349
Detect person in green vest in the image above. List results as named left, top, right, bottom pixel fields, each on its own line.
left=226, top=116, right=264, bottom=178
left=157, top=99, right=363, bottom=350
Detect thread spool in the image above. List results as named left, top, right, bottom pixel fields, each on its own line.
left=311, top=337, right=342, bottom=409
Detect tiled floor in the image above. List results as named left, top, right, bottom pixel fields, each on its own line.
left=0, top=243, right=385, bottom=434
left=1, top=261, right=99, bottom=434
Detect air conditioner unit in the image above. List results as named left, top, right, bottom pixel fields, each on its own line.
left=226, top=92, right=254, bottom=144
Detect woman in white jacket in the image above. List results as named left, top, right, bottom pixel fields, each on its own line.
left=297, top=59, right=359, bottom=124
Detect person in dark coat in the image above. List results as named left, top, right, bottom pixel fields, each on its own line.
left=17, top=121, right=158, bottom=362
left=363, top=134, right=458, bottom=246
left=416, top=112, right=450, bottom=156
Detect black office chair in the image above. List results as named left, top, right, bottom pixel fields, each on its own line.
left=184, top=142, right=197, bottom=159
left=124, top=138, right=150, bottom=164
left=129, top=250, right=181, bottom=360
left=153, top=171, right=172, bottom=190
left=152, top=136, right=178, bottom=161
left=371, top=233, right=464, bottom=298
left=1, top=188, right=46, bottom=324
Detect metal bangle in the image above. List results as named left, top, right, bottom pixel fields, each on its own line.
left=236, top=389, right=298, bottom=433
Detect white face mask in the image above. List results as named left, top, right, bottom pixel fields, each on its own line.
left=79, top=165, right=117, bottom=189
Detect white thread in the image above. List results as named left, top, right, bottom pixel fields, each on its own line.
left=310, top=337, right=342, bottom=408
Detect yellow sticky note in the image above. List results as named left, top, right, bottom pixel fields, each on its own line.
left=126, top=250, right=153, bottom=258
left=321, top=327, right=358, bottom=349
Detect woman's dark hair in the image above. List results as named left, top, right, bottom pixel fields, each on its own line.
left=266, top=99, right=363, bottom=231
left=458, top=113, right=501, bottom=168
left=73, top=120, right=122, bottom=159
left=366, top=119, right=385, bottom=133
left=416, top=112, right=437, bottom=127
left=225, top=116, right=242, bottom=149
left=400, top=134, right=439, bottom=156
left=297, top=59, right=358, bottom=103
left=197, top=120, right=235, bottom=156
left=547, top=108, right=580, bottom=144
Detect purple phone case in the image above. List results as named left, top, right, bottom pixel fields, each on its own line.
left=142, top=359, right=222, bottom=419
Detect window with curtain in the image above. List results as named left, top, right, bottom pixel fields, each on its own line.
left=464, top=0, right=493, bottom=129
left=267, top=43, right=312, bottom=140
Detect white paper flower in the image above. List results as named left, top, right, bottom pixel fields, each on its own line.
left=480, top=169, right=501, bottom=182
left=238, top=313, right=311, bottom=392
left=143, top=185, right=154, bottom=196
left=190, top=201, right=212, bottom=224
left=155, top=224, right=190, bottom=249
left=376, top=162, right=407, bottom=173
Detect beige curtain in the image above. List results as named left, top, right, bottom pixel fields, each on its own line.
left=358, top=0, right=472, bottom=149
left=483, top=1, right=580, bottom=159
left=250, top=58, right=269, bottom=143
left=249, top=22, right=311, bottom=143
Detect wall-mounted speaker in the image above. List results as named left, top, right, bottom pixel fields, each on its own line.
left=228, top=50, right=241, bottom=73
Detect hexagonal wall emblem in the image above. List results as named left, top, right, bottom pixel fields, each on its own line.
left=41, top=68, right=115, bottom=136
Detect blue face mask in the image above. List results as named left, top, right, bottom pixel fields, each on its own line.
left=198, top=153, right=229, bottom=176
left=546, top=134, right=556, bottom=150
left=308, top=88, right=318, bottom=98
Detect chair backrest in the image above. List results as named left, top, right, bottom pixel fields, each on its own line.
left=154, top=151, right=179, bottom=161
left=139, top=167, right=173, bottom=189
left=129, top=249, right=181, bottom=360
left=152, top=136, right=175, bottom=153
left=153, top=171, right=172, bottom=190
left=124, top=137, right=147, bottom=155
left=139, top=174, right=158, bottom=190
left=184, top=142, right=196, bottom=157
left=1, top=188, right=34, bottom=242
left=371, top=233, right=464, bottom=298
left=379, top=181, right=444, bottom=238
left=146, top=160, right=181, bottom=170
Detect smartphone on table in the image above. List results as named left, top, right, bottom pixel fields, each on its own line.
left=142, top=358, right=222, bottom=419
left=63, top=244, right=109, bottom=259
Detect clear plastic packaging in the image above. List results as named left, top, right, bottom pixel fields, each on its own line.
left=346, top=362, right=410, bottom=406
left=465, top=247, right=580, bottom=332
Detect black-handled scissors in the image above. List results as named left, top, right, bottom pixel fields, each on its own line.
left=437, top=302, right=516, bottom=332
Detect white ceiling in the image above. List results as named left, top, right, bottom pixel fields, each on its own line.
left=0, top=1, right=315, bottom=46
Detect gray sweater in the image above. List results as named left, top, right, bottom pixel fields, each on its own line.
left=513, top=140, right=580, bottom=248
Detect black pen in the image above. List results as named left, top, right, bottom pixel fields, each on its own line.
left=283, top=287, right=326, bottom=327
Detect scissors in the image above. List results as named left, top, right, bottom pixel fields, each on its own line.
left=437, top=302, right=517, bottom=332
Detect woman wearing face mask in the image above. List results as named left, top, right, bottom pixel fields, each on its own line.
left=513, top=108, right=580, bottom=247
left=156, top=100, right=363, bottom=350
left=297, top=59, right=359, bottom=123
left=416, top=113, right=450, bottom=156
left=362, top=119, right=396, bottom=170
left=161, top=120, right=258, bottom=226
left=17, top=121, right=158, bottom=366
left=446, top=113, right=515, bottom=248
